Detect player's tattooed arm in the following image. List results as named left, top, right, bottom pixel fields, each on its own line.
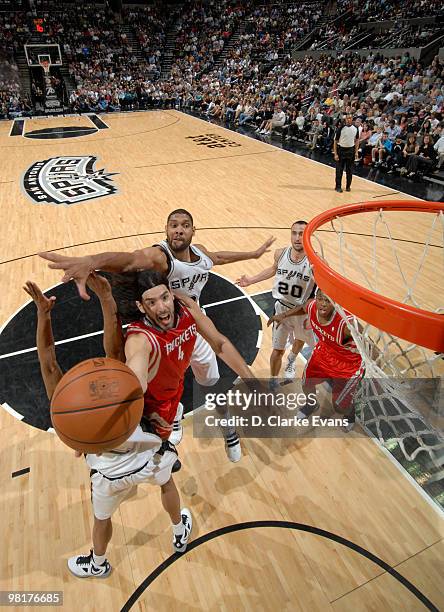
left=86, top=273, right=125, bottom=362
left=196, top=236, right=276, bottom=266
left=23, top=281, right=63, bottom=400
left=39, top=247, right=168, bottom=301
left=236, top=246, right=283, bottom=287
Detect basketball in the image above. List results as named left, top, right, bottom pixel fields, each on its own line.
left=50, top=357, right=144, bottom=453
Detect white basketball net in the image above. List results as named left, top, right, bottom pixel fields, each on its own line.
left=311, top=208, right=444, bottom=498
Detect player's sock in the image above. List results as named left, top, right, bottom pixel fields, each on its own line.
left=172, top=520, right=185, bottom=537
left=93, top=551, right=106, bottom=566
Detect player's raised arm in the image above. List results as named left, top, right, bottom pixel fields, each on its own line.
left=124, top=332, right=151, bottom=393
left=236, top=247, right=283, bottom=287
left=196, top=236, right=276, bottom=266
left=23, top=281, right=63, bottom=400
left=179, top=296, right=253, bottom=379
left=267, top=299, right=311, bottom=328
left=86, top=273, right=125, bottom=362
left=39, top=247, right=168, bottom=301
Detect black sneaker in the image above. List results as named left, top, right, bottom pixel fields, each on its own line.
left=173, top=508, right=192, bottom=553
left=172, top=458, right=182, bottom=473
left=67, top=550, right=111, bottom=578
left=335, top=187, right=343, bottom=193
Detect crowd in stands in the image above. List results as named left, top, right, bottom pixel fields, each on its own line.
left=309, top=0, right=443, bottom=51
left=337, top=0, right=443, bottom=21
left=177, top=51, right=444, bottom=178
left=0, top=0, right=443, bottom=179
left=242, top=2, right=322, bottom=59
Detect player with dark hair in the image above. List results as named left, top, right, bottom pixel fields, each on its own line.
left=23, top=274, right=190, bottom=578
left=237, top=221, right=315, bottom=386
left=25, top=270, right=256, bottom=578
left=268, top=288, right=363, bottom=427
left=40, top=210, right=274, bottom=461
left=125, top=269, right=255, bottom=439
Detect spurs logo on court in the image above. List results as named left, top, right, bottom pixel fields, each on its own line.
left=22, top=156, right=118, bottom=205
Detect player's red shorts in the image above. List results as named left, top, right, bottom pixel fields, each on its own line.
left=143, top=385, right=183, bottom=439
left=303, top=347, right=364, bottom=412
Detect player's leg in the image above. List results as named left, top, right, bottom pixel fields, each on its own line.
left=161, top=477, right=192, bottom=553
left=67, top=471, right=127, bottom=578
left=270, top=302, right=290, bottom=386
left=92, top=516, right=113, bottom=556
left=152, top=445, right=192, bottom=553
left=297, top=350, right=326, bottom=418
left=283, top=313, right=315, bottom=379
left=331, top=366, right=364, bottom=432
left=283, top=338, right=304, bottom=379
left=189, top=334, right=241, bottom=462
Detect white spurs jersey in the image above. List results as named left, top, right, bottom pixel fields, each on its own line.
left=156, top=239, right=213, bottom=302
left=272, top=247, right=316, bottom=307
left=86, top=426, right=161, bottom=478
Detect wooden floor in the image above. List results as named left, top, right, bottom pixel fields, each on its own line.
left=0, top=111, right=442, bottom=611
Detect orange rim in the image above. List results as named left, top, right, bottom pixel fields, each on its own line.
left=303, top=201, right=444, bottom=353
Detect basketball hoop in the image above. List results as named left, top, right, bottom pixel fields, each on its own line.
left=304, top=200, right=444, bottom=490
left=303, top=201, right=444, bottom=353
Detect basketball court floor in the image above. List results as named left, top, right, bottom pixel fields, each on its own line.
left=0, top=110, right=443, bottom=611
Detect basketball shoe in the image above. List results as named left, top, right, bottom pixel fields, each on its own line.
left=67, top=550, right=111, bottom=578
left=169, top=402, right=184, bottom=445
left=225, top=432, right=242, bottom=462
left=173, top=508, right=193, bottom=553
left=283, top=353, right=297, bottom=379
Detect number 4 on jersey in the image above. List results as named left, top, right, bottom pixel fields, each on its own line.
left=178, top=346, right=185, bottom=360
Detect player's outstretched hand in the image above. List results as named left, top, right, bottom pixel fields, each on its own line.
left=39, top=252, right=94, bottom=300
left=267, top=313, right=285, bottom=328
left=254, top=236, right=276, bottom=259
left=236, top=275, right=251, bottom=287
left=23, top=280, right=56, bottom=313
left=86, top=272, right=113, bottom=300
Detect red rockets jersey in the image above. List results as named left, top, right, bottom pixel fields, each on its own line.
left=126, top=302, right=197, bottom=438
left=307, top=299, right=362, bottom=375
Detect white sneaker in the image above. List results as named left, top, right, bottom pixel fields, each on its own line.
left=67, top=550, right=111, bottom=578
left=169, top=403, right=184, bottom=446
left=225, top=432, right=242, bottom=462
left=284, top=354, right=296, bottom=379
left=173, top=508, right=192, bottom=553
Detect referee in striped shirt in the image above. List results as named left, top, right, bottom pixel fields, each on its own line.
left=333, top=115, right=359, bottom=193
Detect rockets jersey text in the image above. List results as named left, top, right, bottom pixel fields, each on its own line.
left=307, top=300, right=361, bottom=363
left=126, top=303, right=197, bottom=438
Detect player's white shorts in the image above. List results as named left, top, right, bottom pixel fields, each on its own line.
left=272, top=301, right=315, bottom=350
left=190, top=332, right=220, bottom=386
left=91, top=449, right=177, bottom=520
